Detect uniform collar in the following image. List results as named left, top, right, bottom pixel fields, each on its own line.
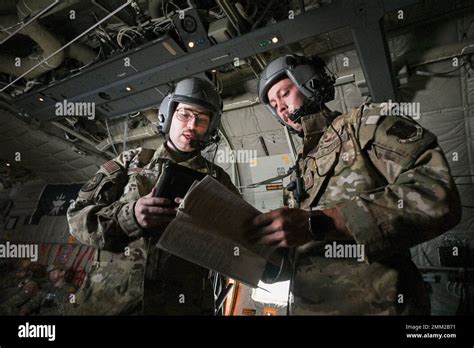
left=150, top=142, right=209, bottom=171
left=152, top=143, right=174, bottom=162
left=301, top=108, right=340, bottom=155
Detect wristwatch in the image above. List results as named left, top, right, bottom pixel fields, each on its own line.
left=308, top=209, right=332, bottom=241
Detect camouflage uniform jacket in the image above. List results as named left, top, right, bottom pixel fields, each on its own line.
left=0, top=279, right=40, bottom=315
left=34, top=283, right=77, bottom=315
left=67, top=143, right=238, bottom=315
left=280, top=103, right=461, bottom=315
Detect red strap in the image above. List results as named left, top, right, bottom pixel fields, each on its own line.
left=72, top=245, right=89, bottom=271
left=74, top=270, right=86, bottom=288
left=87, top=247, right=95, bottom=262
left=54, top=244, right=64, bottom=262
left=64, top=244, right=75, bottom=266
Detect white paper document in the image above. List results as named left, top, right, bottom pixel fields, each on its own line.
left=156, top=175, right=278, bottom=288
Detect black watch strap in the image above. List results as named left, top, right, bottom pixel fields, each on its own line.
left=308, top=210, right=330, bottom=241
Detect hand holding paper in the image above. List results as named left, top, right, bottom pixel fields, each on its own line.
left=156, top=175, right=280, bottom=288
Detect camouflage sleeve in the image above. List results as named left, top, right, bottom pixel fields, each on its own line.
left=19, top=289, right=45, bottom=315
left=67, top=149, right=143, bottom=250
left=337, top=108, right=462, bottom=263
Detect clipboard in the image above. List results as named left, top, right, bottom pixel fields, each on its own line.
left=154, top=160, right=206, bottom=201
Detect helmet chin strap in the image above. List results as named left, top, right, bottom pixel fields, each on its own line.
left=189, top=138, right=210, bottom=150
left=279, top=97, right=321, bottom=137
left=281, top=94, right=334, bottom=138
left=288, top=97, right=321, bottom=124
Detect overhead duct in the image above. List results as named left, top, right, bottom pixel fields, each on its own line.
left=16, top=0, right=80, bottom=20
left=96, top=123, right=161, bottom=152
left=0, top=18, right=64, bottom=78
left=0, top=3, right=96, bottom=80
left=65, top=43, right=97, bottom=66
left=0, top=15, right=19, bottom=41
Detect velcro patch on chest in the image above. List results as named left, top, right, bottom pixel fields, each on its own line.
left=312, top=132, right=348, bottom=159
left=386, top=120, right=423, bottom=143
left=81, top=173, right=104, bottom=192
left=320, top=133, right=338, bottom=148
left=304, top=170, right=314, bottom=189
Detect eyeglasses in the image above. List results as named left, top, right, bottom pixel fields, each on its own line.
left=175, top=108, right=210, bottom=126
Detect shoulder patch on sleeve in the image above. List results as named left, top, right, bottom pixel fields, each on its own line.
left=372, top=116, right=437, bottom=168
left=101, top=160, right=121, bottom=176
left=386, top=119, right=423, bottom=143
left=81, top=173, right=105, bottom=192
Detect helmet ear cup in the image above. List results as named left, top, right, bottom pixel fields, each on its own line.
left=158, top=94, right=177, bottom=135
left=307, top=56, right=336, bottom=103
